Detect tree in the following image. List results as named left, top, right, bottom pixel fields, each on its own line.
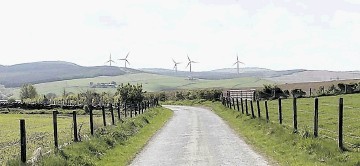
left=20, top=84, right=38, bottom=100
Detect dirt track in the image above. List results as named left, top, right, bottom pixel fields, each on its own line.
left=130, top=105, right=269, bottom=166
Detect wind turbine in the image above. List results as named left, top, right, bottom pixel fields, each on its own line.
left=118, top=52, right=130, bottom=68
left=186, top=55, right=198, bottom=73
left=233, top=54, right=245, bottom=74
left=105, top=53, right=115, bottom=66
left=172, top=59, right=181, bottom=72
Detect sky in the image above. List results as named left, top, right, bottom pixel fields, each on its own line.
left=0, top=0, right=359, bottom=71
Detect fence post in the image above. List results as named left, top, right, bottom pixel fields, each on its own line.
left=232, top=98, right=236, bottom=110
left=245, top=99, right=249, bottom=115
left=278, top=98, right=282, bottom=124
left=110, top=104, right=115, bottom=125
left=338, top=98, right=344, bottom=150
left=102, top=105, right=106, bottom=126
left=250, top=100, right=255, bottom=118
left=117, top=102, right=121, bottom=120
left=124, top=103, right=127, bottom=118
left=241, top=98, right=244, bottom=114
left=293, top=98, right=298, bottom=133
left=73, top=111, right=78, bottom=142
left=53, top=111, right=58, bottom=148
left=256, top=100, right=261, bottom=118
left=130, top=104, right=133, bottom=118
left=135, top=103, right=138, bottom=116
left=20, top=119, right=26, bottom=164
left=142, top=102, right=145, bottom=114
left=229, top=98, right=232, bottom=109
left=314, top=98, right=318, bottom=137
left=236, top=98, right=240, bottom=112
left=89, top=105, right=94, bottom=135
left=265, top=101, right=269, bottom=123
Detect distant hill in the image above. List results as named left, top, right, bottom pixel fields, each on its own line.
left=140, top=68, right=306, bottom=80
left=0, top=61, right=140, bottom=87
left=269, top=70, right=360, bottom=83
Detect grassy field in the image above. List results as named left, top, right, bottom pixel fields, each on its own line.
left=0, top=110, right=117, bottom=165
left=164, top=93, right=360, bottom=165
left=11, top=73, right=273, bottom=97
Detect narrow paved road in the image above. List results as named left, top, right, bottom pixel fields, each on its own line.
left=130, top=105, right=269, bottom=166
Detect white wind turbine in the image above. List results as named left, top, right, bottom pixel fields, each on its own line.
left=118, top=52, right=130, bottom=68
left=172, top=59, right=181, bottom=72
left=105, top=53, right=115, bottom=66
left=186, top=55, right=198, bottom=73
left=233, top=54, right=245, bottom=74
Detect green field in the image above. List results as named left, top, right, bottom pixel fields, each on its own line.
left=11, top=73, right=273, bottom=97
left=0, top=110, right=117, bottom=165
left=261, top=94, right=360, bottom=150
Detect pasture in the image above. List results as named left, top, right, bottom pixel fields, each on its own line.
left=261, top=94, right=360, bottom=150
left=10, top=73, right=273, bottom=97
left=0, top=111, right=115, bottom=165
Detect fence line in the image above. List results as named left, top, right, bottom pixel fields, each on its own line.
left=221, top=96, right=359, bottom=151
left=0, top=99, right=159, bottom=165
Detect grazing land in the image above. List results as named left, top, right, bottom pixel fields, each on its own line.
left=11, top=73, right=273, bottom=97
left=0, top=111, right=114, bottom=165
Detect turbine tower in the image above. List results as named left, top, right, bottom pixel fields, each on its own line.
left=118, top=52, right=130, bottom=68
left=105, top=53, right=115, bottom=66
left=172, top=59, right=181, bottom=72
left=186, top=55, right=198, bottom=73
left=233, top=54, right=245, bottom=74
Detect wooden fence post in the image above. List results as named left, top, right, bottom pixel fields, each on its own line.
left=245, top=99, right=249, bottom=115
left=314, top=98, right=319, bottom=137
left=110, top=104, right=115, bottom=125
left=73, top=111, right=78, bottom=142
left=293, top=98, right=298, bottom=133
left=250, top=100, right=255, bottom=118
left=256, top=100, right=261, bottom=118
left=130, top=104, right=133, bottom=118
left=135, top=103, right=138, bottom=116
left=236, top=98, right=240, bottom=112
left=124, top=103, right=127, bottom=118
left=265, top=101, right=269, bottom=123
left=117, top=102, right=121, bottom=120
left=338, top=98, right=344, bottom=150
left=20, top=119, right=26, bottom=164
left=241, top=98, right=244, bottom=114
left=89, top=105, right=94, bottom=135
left=232, top=98, right=236, bottom=110
left=102, top=105, right=106, bottom=126
left=278, top=98, right=282, bottom=124
left=53, top=111, right=58, bottom=148
left=229, top=98, right=232, bottom=109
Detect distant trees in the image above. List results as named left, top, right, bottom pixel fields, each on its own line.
left=115, top=83, right=145, bottom=104
left=20, top=84, right=38, bottom=100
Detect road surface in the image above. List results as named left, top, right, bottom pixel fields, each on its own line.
left=130, top=105, right=269, bottom=166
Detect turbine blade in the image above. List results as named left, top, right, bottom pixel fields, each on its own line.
left=186, top=62, right=190, bottom=68
left=172, top=59, right=176, bottom=64
left=233, top=62, right=238, bottom=66
left=187, top=54, right=191, bottom=62
left=126, top=60, right=130, bottom=65
left=126, top=52, right=130, bottom=59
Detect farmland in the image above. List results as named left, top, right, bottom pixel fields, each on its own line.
left=262, top=94, right=360, bottom=150
left=0, top=111, right=115, bottom=165
left=10, top=73, right=273, bottom=98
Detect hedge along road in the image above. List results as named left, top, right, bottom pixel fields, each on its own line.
left=130, top=105, right=269, bottom=166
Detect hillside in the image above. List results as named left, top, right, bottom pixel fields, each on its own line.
left=269, top=70, right=360, bottom=83
left=0, top=61, right=140, bottom=87
left=11, top=73, right=274, bottom=97
left=140, top=67, right=306, bottom=80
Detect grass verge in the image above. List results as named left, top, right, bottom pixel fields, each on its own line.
left=6, top=106, right=173, bottom=166
left=163, top=100, right=360, bottom=166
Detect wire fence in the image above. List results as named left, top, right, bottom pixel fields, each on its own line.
left=0, top=99, right=159, bottom=165
left=222, top=96, right=360, bottom=151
